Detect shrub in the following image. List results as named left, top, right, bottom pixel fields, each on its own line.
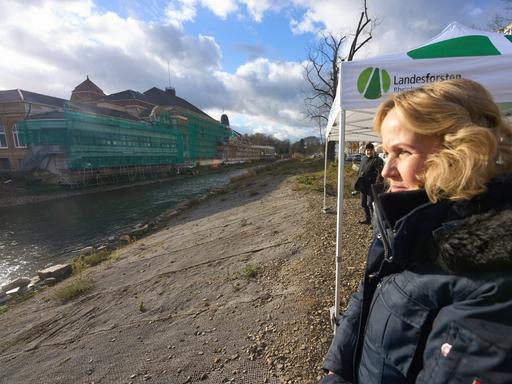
left=242, top=264, right=259, bottom=279
left=83, top=251, right=110, bottom=267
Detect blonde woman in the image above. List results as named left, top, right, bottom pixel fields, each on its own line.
left=321, top=79, right=512, bottom=384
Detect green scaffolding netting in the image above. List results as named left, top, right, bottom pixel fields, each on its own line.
left=18, top=108, right=232, bottom=170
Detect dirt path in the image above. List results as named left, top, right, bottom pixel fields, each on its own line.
left=0, top=163, right=372, bottom=383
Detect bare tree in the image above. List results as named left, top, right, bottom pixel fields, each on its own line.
left=489, top=0, right=512, bottom=31
left=303, top=0, right=375, bottom=127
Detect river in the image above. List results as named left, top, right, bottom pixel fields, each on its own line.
left=0, top=168, right=248, bottom=287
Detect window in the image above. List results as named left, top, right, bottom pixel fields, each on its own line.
left=0, top=158, right=10, bottom=170
left=0, top=124, right=7, bottom=148
left=12, top=124, right=26, bottom=148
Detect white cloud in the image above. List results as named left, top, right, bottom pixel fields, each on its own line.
left=289, top=0, right=505, bottom=58
left=164, top=0, right=197, bottom=27
left=0, top=1, right=224, bottom=94
left=0, top=0, right=314, bottom=141
left=290, top=9, right=323, bottom=35
left=217, top=58, right=309, bottom=128
left=1, top=0, right=507, bottom=143
left=242, top=0, right=274, bottom=23
left=200, top=0, right=239, bottom=19
left=163, top=0, right=280, bottom=25
left=206, top=109, right=310, bottom=141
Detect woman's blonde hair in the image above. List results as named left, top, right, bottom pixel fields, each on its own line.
left=374, top=78, right=512, bottom=202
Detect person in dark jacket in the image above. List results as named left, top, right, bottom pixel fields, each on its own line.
left=321, top=78, right=512, bottom=384
left=355, top=143, right=384, bottom=224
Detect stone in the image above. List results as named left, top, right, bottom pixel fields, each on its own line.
left=27, top=275, right=41, bottom=290
left=1, top=277, right=31, bottom=293
left=37, top=264, right=72, bottom=281
left=128, top=224, right=149, bottom=237
left=0, top=294, right=11, bottom=305
left=119, top=234, right=132, bottom=244
left=43, top=277, right=58, bottom=286
left=96, top=245, right=108, bottom=253
left=80, top=246, right=95, bottom=256
left=5, top=286, right=21, bottom=296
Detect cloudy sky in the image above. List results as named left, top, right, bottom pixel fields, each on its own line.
left=0, top=0, right=507, bottom=141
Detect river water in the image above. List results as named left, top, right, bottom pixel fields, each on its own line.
left=0, top=168, right=247, bottom=287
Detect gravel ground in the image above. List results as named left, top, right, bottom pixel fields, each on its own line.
left=0, top=161, right=372, bottom=383
left=256, top=192, right=372, bottom=383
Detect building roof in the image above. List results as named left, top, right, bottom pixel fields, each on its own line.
left=68, top=103, right=143, bottom=121
left=71, top=76, right=106, bottom=102
left=143, top=87, right=216, bottom=121
left=0, top=89, right=22, bottom=103
left=25, top=111, right=65, bottom=120
left=0, top=89, right=66, bottom=107
left=24, top=104, right=143, bottom=122
left=103, top=89, right=155, bottom=105
left=2, top=82, right=218, bottom=124
left=72, top=76, right=105, bottom=95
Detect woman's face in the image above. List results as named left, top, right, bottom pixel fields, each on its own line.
left=380, top=108, right=440, bottom=192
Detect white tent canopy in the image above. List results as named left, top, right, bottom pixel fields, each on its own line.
left=325, top=22, right=512, bottom=327
left=325, top=21, right=512, bottom=142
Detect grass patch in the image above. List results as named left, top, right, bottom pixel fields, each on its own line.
left=109, top=249, right=122, bottom=262
left=15, top=290, right=36, bottom=303
left=139, top=301, right=146, bottom=313
left=222, top=158, right=344, bottom=197
left=71, top=257, right=88, bottom=275
left=294, top=161, right=358, bottom=198
left=54, top=278, right=93, bottom=302
left=71, top=249, right=113, bottom=274
left=0, top=305, right=8, bottom=315
left=242, top=264, right=259, bottom=279
left=83, top=251, right=110, bottom=267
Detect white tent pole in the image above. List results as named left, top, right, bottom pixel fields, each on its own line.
left=322, top=140, right=329, bottom=212
left=333, top=109, right=346, bottom=329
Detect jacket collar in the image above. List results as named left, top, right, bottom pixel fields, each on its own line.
left=373, top=173, right=512, bottom=273
left=373, top=189, right=450, bottom=268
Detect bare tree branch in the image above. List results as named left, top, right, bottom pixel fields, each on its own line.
left=303, top=0, right=375, bottom=139
left=488, top=0, right=512, bottom=30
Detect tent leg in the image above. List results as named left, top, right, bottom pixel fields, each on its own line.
left=333, top=110, right=346, bottom=333
left=322, top=140, right=331, bottom=213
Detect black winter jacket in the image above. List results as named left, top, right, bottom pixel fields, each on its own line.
left=322, top=173, right=512, bottom=384
left=355, top=156, right=384, bottom=194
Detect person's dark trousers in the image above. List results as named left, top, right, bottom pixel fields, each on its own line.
left=360, top=192, right=373, bottom=222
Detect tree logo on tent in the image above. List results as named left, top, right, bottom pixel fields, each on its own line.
left=357, top=67, right=391, bottom=99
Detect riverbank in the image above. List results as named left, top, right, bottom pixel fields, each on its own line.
left=0, top=160, right=371, bottom=383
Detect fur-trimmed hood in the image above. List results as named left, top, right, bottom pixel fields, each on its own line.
left=434, top=205, right=512, bottom=273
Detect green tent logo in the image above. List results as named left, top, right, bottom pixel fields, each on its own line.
left=357, top=67, right=391, bottom=99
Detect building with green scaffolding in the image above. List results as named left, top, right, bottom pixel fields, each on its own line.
left=12, top=77, right=235, bottom=185
left=4, top=77, right=274, bottom=185
left=18, top=103, right=233, bottom=185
